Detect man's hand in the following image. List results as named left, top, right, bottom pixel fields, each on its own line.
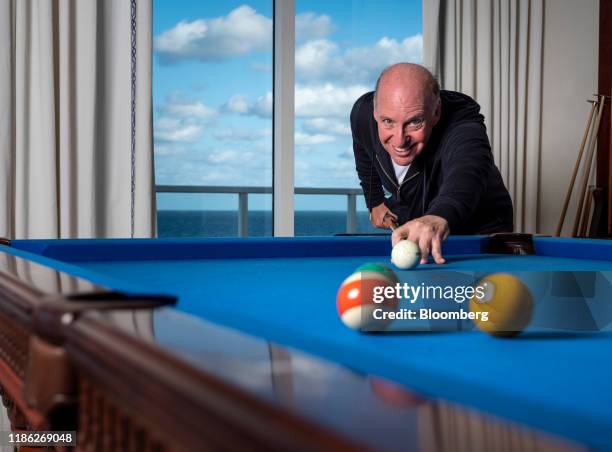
left=391, top=215, right=449, bottom=264
left=370, top=202, right=398, bottom=229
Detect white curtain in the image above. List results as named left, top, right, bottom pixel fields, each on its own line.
left=0, top=0, right=156, bottom=239
left=423, top=0, right=544, bottom=233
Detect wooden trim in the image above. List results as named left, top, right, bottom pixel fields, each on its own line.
left=67, top=315, right=361, bottom=451
left=0, top=357, right=46, bottom=429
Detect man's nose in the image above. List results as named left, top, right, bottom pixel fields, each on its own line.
left=391, top=127, right=409, bottom=147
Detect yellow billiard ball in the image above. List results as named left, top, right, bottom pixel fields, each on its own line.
left=470, top=273, right=533, bottom=337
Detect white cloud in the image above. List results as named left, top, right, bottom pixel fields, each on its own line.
left=162, top=100, right=216, bottom=120
left=343, top=36, right=423, bottom=81
left=155, top=146, right=272, bottom=186
left=223, top=95, right=250, bottom=115
left=157, top=93, right=218, bottom=119
left=155, top=141, right=358, bottom=189
left=155, top=118, right=203, bottom=142
left=154, top=143, right=189, bottom=156
left=294, top=157, right=359, bottom=188
left=295, top=83, right=369, bottom=118
left=294, top=160, right=313, bottom=185
left=223, top=83, right=368, bottom=120
left=154, top=8, right=336, bottom=65
left=296, top=13, right=334, bottom=42
left=295, top=39, right=338, bottom=80
left=296, top=35, right=423, bottom=84
left=154, top=6, right=272, bottom=64
left=214, top=127, right=271, bottom=142
left=154, top=94, right=217, bottom=143
left=295, top=132, right=335, bottom=146
left=207, top=149, right=246, bottom=164
left=222, top=92, right=272, bottom=118
left=302, top=118, right=351, bottom=136
left=338, top=145, right=355, bottom=160
left=329, top=158, right=360, bottom=183
left=252, top=92, right=273, bottom=117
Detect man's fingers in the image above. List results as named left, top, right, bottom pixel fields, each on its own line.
left=390, top=216, right=448, bottom=264
left=391, top=230, right=403, bottom=246
left=407, top=230, right=419, bottom=244
left=418, top=236, right=431, bottom=264
left=431, top=235, right=446, bottom=264
left=383, top=212, right=398, bottom=229
left=391, top=227, right=408, bottom=246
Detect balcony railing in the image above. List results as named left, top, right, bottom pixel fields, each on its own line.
left=156, top=185, right=364, bottom=237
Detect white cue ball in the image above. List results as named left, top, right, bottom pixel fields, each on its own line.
left=391, top=240, right=421, bottom=269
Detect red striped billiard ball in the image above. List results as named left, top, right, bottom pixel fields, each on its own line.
left=337, top=264, right=399, bottom=331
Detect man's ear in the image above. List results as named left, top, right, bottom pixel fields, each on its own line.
left=432, top=99, right=442, bottom=125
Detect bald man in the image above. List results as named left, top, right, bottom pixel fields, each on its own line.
left=351, top=63, right=513, bottom=264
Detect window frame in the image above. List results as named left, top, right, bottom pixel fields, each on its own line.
left=272, top=0, right=296, bottom=237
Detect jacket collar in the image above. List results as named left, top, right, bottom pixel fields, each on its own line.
left=376, top=141, right=424, bottom=185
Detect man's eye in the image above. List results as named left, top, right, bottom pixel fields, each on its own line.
left=409, top=118, right=424, bottom=126
left=382, top=119, right=393, bottom=125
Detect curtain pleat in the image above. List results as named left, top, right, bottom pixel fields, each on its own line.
left=0, top=0, right=155, bottom=239
left=0, top=1, right=15, bottom=238
left=423, top=0, right=544, bottom=232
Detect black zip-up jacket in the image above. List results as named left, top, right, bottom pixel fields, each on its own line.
left=351, top=90, right=513, bottom=234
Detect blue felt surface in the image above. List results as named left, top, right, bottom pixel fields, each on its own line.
left=6, top=236, right=612, bottom=450
left=9, top=236, right=487, bottom=261
left=75, top=255, right=612, bottom=451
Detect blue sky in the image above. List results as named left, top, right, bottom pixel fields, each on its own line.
left=153, top=0, right=422, bottom=210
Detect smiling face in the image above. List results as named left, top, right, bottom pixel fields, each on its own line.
left=373, top=66, right=441, bottom=166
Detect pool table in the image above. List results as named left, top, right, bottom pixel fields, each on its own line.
left=0, top=234, right=611, bottom=451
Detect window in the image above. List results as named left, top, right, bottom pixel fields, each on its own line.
left=153, top=0, right=422, bottom=237
left=154, top=1, right=273, bottom=237
left=294, top=0, right=423, bottom=236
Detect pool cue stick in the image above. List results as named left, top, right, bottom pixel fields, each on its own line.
left=555, top=98, right=598, bottom=236
left=585, top=186, right=597, bottom=235
left=573, top=97, right=605, bottom=236
left=579, top=186, right=592, bottom=236
left=579, top=185, right=595, bottom=236
left=572, top=95, right=606, bottom=237
left=384, top=212, right=398, bottom=231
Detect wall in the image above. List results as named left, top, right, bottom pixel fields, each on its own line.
left=539, top=0, right=599, bottom=234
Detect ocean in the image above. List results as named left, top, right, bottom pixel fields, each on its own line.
left=157, top=210, right=384, bottom=237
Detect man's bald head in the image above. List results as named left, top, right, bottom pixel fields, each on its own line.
left=371, top=63, right=442, bottom=166
left=373, top=63, right=440, bottom=113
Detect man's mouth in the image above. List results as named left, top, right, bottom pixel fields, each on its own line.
left=393, top=143, right=416, bottom=156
